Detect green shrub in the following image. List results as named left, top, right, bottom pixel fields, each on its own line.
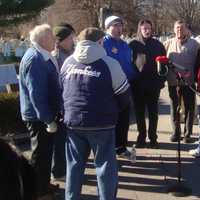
left=0, top=54, right=20, bottom=64
left=0, top=92, right=26, bottom=136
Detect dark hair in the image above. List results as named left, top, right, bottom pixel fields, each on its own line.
left=0, top=139, right=36, bottom=200
left=136, top=19, right=153, bottom=42
left=57, top=22, right=75, bottom=33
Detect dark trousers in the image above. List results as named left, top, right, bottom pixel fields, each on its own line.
left=132, top=85, right=160, bottom=143
left=168, top=85, right=195, bottom=137
left=25, top=121, right=54, bottom=197
left=52, top=122, right=66, bottom=178
left=115, top=103, right=130, bottom=154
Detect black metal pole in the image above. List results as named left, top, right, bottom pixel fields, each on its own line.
left=176, top=88, right=181, bottom=184
left=167, top=72, right=192, bottom=196
left=177, top=134, right=181, bottom=183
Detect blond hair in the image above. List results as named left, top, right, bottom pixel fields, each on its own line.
left=78, top=27, right=105, bottom=42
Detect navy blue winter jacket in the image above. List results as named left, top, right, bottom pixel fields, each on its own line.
left=19, top=47, right=61, bottom=124
left=60, top=40, right=130, bottom=129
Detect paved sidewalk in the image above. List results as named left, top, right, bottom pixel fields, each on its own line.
left=21, top=87, right=200, bottom=200
left=50, top=87, right=200, bottom=200
left=52, top=131, right=200, bottom=200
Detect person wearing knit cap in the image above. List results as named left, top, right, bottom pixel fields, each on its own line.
left=52, top=24, right=75, bottom=71
left=104, top=15, right=123, bottom=29
left=61, top=27, right=131, bottom=199
left=51, top=24, right=75, bottom=183
left=56, top=22, right=75, bottom=33
left=103, top=15, right=137, bottom=162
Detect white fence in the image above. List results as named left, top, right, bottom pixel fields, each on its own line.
left=0, top=64, right=18, bottom=93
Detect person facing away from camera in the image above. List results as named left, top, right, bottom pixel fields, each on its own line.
left=129, top=19, right=166, bottom=149
left=164, top=20, right=200, bottom=143
left=60, top=27, right=131, bottom=200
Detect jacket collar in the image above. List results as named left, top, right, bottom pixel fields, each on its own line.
left=32, top=42, right=59, bottom=70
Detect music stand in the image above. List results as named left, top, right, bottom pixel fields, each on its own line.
left=167, top=70, right=192, bottom=197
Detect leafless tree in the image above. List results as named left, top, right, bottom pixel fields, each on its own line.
left=164, top=0, right=200, bottom=34
left=10, top=0, right=200, bottom=37
left=134, top=0, right=200, bottom=35
left=69, top=0, right=112, bottom=26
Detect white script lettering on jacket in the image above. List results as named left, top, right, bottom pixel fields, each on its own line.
left=65, top=64, right=101, bottom=78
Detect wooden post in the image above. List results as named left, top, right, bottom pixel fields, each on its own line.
left=6, top=84, right=12, bottom=93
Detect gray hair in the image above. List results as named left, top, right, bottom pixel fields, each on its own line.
left=174, top=20, right=187, bottom=28
left=29, top=24, right=52, bottom=44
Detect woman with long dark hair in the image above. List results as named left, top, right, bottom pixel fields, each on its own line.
left=129, top=19, right=166, bottom=148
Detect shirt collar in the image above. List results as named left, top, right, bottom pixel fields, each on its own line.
left=32, top=42, right=59, bottom=71
left=32, top=42, right=52, bottom=61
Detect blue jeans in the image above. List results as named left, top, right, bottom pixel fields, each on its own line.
left=65, top=128, right=118, bottom=200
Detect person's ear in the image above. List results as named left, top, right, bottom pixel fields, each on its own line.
left=97, top=38, right=104, bottom=46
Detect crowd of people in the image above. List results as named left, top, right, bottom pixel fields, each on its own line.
left=1, top=15, right=200, bottom=200
left=0, top=37, right=29, bottom=61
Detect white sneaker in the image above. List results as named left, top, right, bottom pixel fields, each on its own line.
left=117, top=149, right=136, bottom=163
left=189, top=149, right=200, bottom=157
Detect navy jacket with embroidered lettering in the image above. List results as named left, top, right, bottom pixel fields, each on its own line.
left=60, top=40, right=130, bottom=129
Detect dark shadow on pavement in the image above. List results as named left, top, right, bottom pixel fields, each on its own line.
left=58, top=154, right=200, bottom=199
left=159, top=103, right=170, bottom=115
left=55, top=188, right=65, bottom=200
left=127, top=140, right=198, bottom=151
left=81, top=194, right=134, bottom=200
left=116, top=155, right=200, bottom=197
left=156, top=140, right=198, bottom=151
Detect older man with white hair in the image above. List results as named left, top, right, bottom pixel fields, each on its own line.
left=19, top=24, right=62, bottom=200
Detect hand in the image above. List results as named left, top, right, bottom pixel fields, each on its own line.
left=55, top=112, right=64, bottom=123
left=46, top=121, right=57, bottom=133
